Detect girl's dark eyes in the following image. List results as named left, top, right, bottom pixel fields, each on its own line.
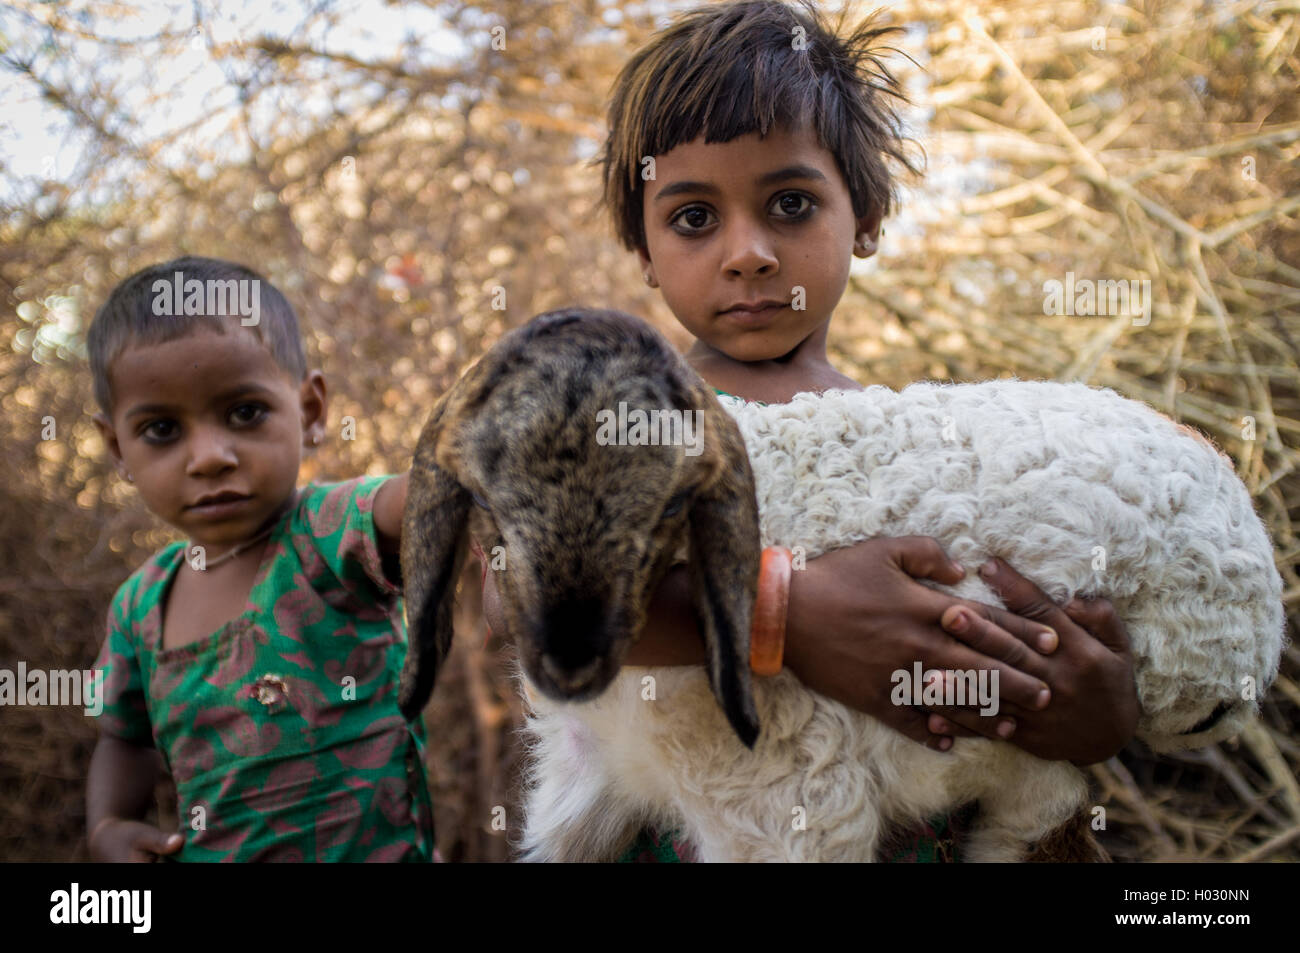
left=668, top=191, right=815, bottom=234
left=138, top=404, right=267, bottom=443
left=673, top=206, right=714, bottom=232
left=773, top=192, right=812, bottom=218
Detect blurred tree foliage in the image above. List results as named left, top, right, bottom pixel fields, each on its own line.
left=1, top=0, right=1296, bottom=862
left=1, top=0, right=669, bottom=862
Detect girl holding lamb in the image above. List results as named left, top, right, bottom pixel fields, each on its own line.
left=480, top=0, right=1143, bottom=862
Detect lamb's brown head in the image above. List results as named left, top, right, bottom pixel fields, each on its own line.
left=398, top=307, right=761, bottom=747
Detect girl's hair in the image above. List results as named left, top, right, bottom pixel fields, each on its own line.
left=87, top=256, right=307, bottom=414
left=599, top=0, right=920, bottom=252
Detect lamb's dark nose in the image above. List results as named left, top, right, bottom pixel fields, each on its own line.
left=534, top=598, right=616, bottom=692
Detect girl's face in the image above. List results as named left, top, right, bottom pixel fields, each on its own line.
left=637, top=122, right=881, bottom=364
left=94, top=326, right=325, bottom=552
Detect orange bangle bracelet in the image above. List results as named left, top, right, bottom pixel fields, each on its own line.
left=750, top=546, right=792, bottom=676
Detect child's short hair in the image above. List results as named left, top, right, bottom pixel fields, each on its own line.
left=600, top=0, right=919, bottom=252
left=87, top=256, right=307, bottom=414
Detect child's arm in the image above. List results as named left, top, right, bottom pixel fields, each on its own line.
left=924, top=556, right=1139, bottom=766
left=373, top=471, right=409, bottom=556
left=481, top=537, right=1138, bottom=763
left=86, top=734, right=183, bottom=862
left=783, top=545, right=1137, bottom=764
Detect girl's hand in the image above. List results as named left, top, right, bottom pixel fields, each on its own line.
left=88, top=817, right=183, bottom=863
left=477, top=532, right=1137, bottom=763
left=784, top=537, right=1060, bottom=752
left=926, top=556, right=1140, bottom=765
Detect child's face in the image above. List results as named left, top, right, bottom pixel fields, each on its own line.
left=637, top=122, right=880, bottom=363
left=93, top=326, right=325, bottom=549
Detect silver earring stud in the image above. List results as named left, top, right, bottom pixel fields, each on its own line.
left=312, top=434, right=320, bottom=446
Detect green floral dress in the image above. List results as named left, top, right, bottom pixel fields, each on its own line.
left=92, top=475, right=435, bottom=862
left=614, top=388, right=968, bottom=862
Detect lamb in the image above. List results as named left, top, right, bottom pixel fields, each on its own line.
left=397, top=306, right=1287, bottom=862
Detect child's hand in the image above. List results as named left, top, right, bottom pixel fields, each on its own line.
left=784, top=537, right=1061, bottom=752
left=88, top=817, right=184, bottom=863
left=926, top=556, right=1140, bottom=765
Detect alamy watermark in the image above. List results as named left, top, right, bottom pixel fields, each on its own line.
left=1043, top=272, right=1151, bottom=326
left=595, top=402, right=703, bottom=456
left=890, top=661, right=1000, bottom=716
left=151, top=270, right=261, bottom=326
left=0, top=663, right=103, bottom=716
left=50, top=883, right=150, bottom=932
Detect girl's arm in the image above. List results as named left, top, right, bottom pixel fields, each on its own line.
left=481, top=538, right=1138, bottom=763
left=86, top=734, right=183, bottom=862
left=928, top=556, right=1139, bottom=766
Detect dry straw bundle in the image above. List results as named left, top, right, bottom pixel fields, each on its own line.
left=836, top=0, right=1300, bottom=861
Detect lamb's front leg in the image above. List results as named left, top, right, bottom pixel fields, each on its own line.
left=957, top=750, right=1091, bottom=862
left=516, top=706, right=643, bottom=862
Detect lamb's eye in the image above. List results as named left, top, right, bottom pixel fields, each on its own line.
left=662, top=492, right=690, bottom=518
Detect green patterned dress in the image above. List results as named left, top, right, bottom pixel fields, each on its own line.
left=92, top=475, right=435, bottom=862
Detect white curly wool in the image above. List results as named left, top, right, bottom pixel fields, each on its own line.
left=518, top=380, right=1287, bottom=862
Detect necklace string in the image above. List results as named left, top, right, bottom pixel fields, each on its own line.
left=200, top=525, right=275, bottom=569
left=190, top=488, right=300, bottom=570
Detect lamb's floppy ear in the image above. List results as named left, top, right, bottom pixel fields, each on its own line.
left=686, top=391, right=762, bottom=748
left=398, top=391, right=470, bottom=721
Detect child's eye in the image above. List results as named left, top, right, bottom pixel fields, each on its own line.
left=230, top=403, right=268, bottom=426
left=141, top=420, right=177, bottom=442
left=669, top=205, right=716, bottom=234
left=771, top=191, right=814, bottom=220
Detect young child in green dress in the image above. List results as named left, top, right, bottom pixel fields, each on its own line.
left=482, top=0, right=1142, bottom=861
left=85, top=256, right=431, bottom=862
